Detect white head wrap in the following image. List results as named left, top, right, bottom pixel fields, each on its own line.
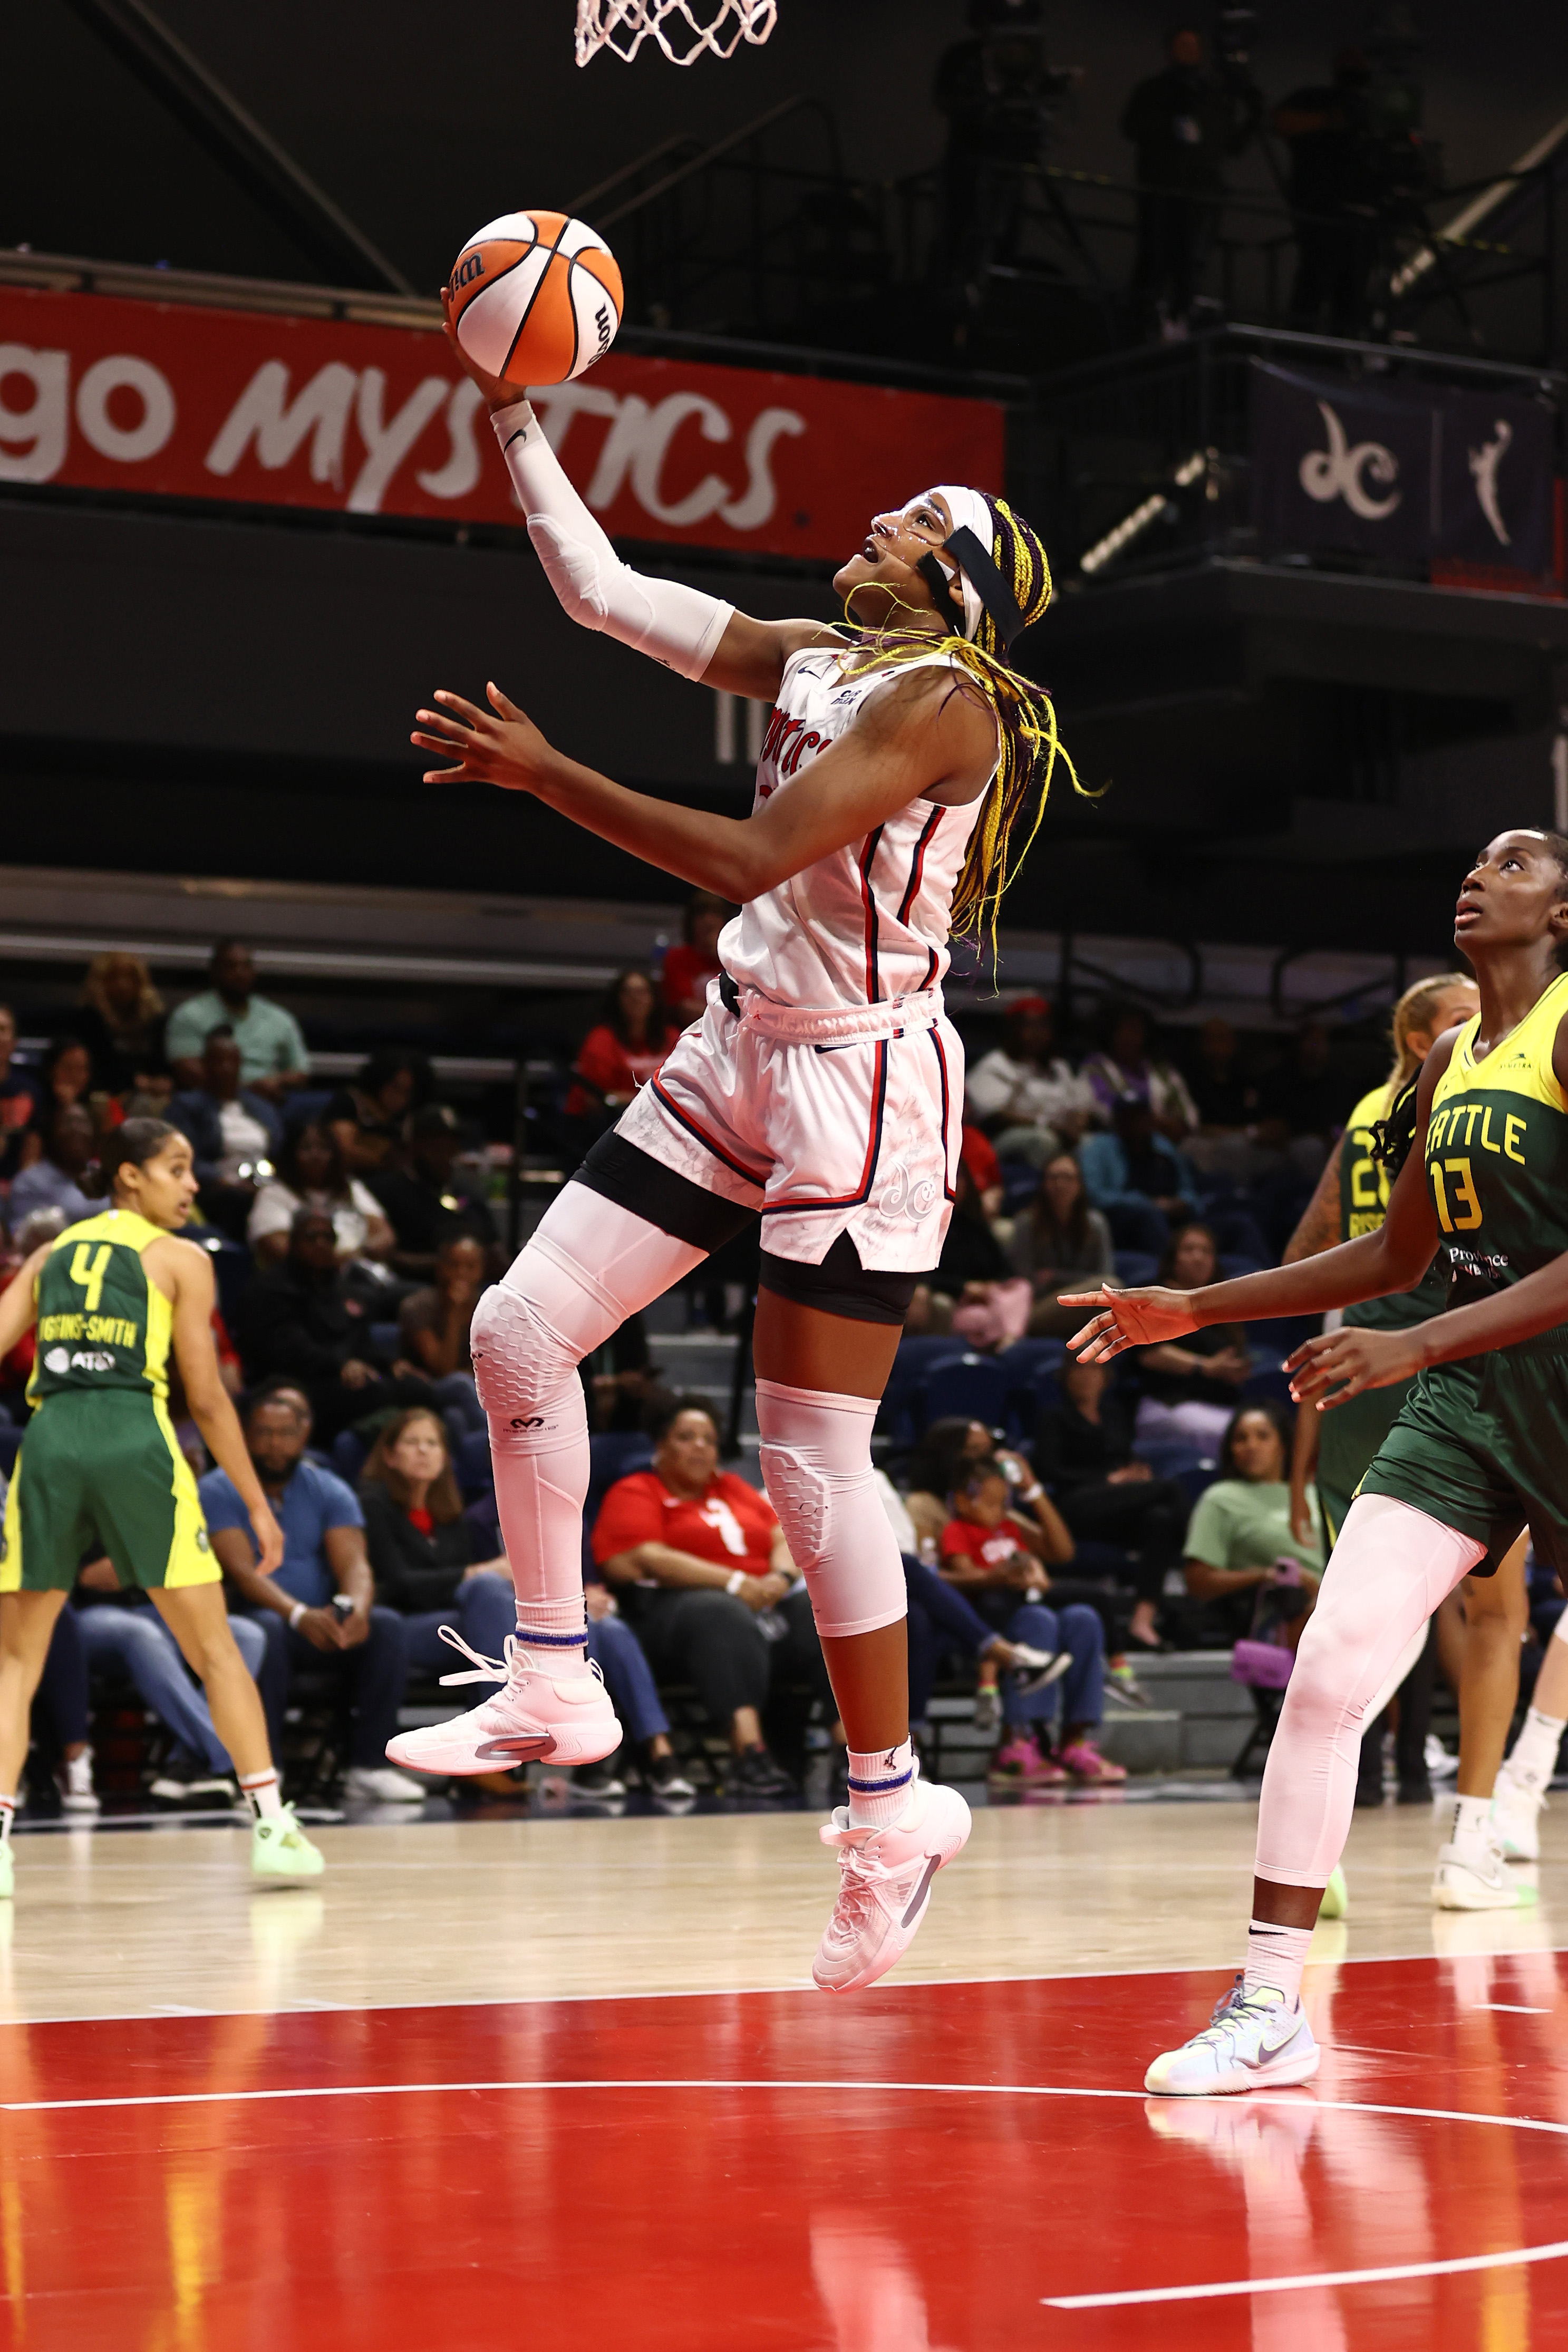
left=903, top=484, right=995, bottom=640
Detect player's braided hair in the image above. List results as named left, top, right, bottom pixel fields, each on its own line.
left=839, top=494, right=1098, bottom=959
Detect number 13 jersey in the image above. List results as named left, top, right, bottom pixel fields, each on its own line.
left=1425, top=969, right=1568, bottom=1315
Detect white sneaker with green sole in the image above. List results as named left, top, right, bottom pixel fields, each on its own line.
left=251, top=1806, right=325, bottom=1883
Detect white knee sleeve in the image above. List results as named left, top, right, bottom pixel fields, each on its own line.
left=1256, top=1493, right=1485, bottom=1887
left=754, top=1379, right=907, bottom=1639
left=472, top=1184, right=703, bottom=1606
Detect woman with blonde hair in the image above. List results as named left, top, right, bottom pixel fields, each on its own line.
left=75, top=951, right=167, bottom=1099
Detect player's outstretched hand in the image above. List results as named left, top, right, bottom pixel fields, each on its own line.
left=439, top=294, right=516, bottom=411
left=413, top=683, right=554, bottom=792
left=1285, top=1325, right=1426, bottom=1409
left=1061, top=1284, right=1198, bottom=1362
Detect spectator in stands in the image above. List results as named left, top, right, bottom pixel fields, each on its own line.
left=4, top=1534, right=99, bottom=1813
left=593, top=1397, right=836, bottom=1798
left=1120, top=24, right=1258, bottom=337
left=166, top=940, right=311, bottom=1102
left=905, top=1161, right=1030, bottom=1348
left=1254, top=1019, right=1348, bottom=1175
left=565, top=968, right=679, bottom=1124
left=1007, top=1150, right=1115, bottom=1334
left=0, top=1208, right=65, bottom=1414
left=1079, top=1092, right=1200, bottom=1255
left=1034, top=1357, right=1186, bottom=1650
left=326, top=1049, right=429, bottom=1176
left=358, top=1405, right=514, bottom=1665
left=1131, top=1221, right=1252, bottom=1451
left=14, top=1039, right=96, bottom=1176
left=660, top=891, right=731, bottom=1022
left=234, top=1207, right=469, bottom=1439
left=965, top=996, right=1094, bottom=1165
left=1182, top=1400, right=1322, bottom=1644
left=201, top=1386, right=422, bottom=1803
left=1081, top=1004, right=1197, bottom=1139
left=940, top=1459, right=1124, bottom=1785
left=73, top=1547, right=269, bottom=1806
left=369, top=1104, right=496, bottom=1280
left=6, top=1102, right=98, bottom=1231
left=398, top=1233, right=486, bottom=1388
left=73, top=952, right=167, bottom=1099
left=1180, top=1014, right=1270, bottom=1182
left=169, top=1028, right=284, bottom=1242
left=248, top=1119, right=395, bottom=1270
left=0, top=1005, right=41, bottom=1180
left=904, top=1414, right=1076, bottom=1563
left=960, top=1124, right=1004, bottom=1218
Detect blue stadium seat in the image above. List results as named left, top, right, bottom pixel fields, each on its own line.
left=1133, top=1434, right=1207, bottom=1479
left=999, top=1159, right=1040, bottom=1213
left=876, top=1338, right=967, bottom=1447
left=454, top=1429, right=493, bottom=1498
left=368, top=1322, right=401, bottom=1357
left=1218, top=1254, right=1265, bottom=1281
left=583, top=1433, right=655, bottom=1579
left=331, top=1428, right=369, bottom=1486
left=183, top=1229, right=254, bottom=1325
left=917, top=1353, right=1015, bottom=1441
left=282, top=1089, right=336, bottom=1133
left=1112, top=1252, right=1159, bottom=1288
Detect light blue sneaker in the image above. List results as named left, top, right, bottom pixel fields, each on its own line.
left=1145, top=1977, right=1320, bottom=2096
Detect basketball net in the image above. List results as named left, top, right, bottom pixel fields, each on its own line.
left=576, top=0, right=777, bottom=66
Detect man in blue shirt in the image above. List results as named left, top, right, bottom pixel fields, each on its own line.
left=200, top=1384, right=422, bottom=1804
left=1079, top=1091, right=1202, bottom=1259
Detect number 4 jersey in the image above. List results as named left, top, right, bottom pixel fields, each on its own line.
left=28, top=1208, right=176, bottom=1404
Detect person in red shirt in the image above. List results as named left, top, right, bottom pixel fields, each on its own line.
left=565, top=968, right=680, bottom=1123
left=941, top=1460, right=1123, bottom=1788
left=660, top=890, right=731, bottom=1023
left=593, top=1397, right=838, bottom=1798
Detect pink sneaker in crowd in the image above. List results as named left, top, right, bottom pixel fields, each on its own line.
left=986, top=1735, right=1068, bottom=1789
left=1058, top=1739, right=1126, bottom=1784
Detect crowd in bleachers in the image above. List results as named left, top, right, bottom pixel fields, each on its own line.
left=1, top=926, right=1404, bottom=1813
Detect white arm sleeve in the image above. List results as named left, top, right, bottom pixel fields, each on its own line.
left=491, top=399, right=735, bottom=682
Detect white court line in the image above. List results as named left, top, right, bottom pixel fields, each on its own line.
left=1472, top=2002, right=1553, bottom=2014
left=1043, top=2240, right=1568, bottom=2309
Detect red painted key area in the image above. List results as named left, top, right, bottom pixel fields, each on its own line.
left=3, top=1953, right=1566, bottom=2348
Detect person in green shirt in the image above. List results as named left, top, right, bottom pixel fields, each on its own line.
left=166, top=940, right=309, bottom=1104
left=1182, top=1400, right=1323, bottom=1645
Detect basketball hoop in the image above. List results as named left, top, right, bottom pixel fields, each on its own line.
left=576, top=0, right=777, bottom=66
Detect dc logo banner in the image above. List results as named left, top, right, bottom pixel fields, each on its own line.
left=1251, top=362, right=1430, bottom=558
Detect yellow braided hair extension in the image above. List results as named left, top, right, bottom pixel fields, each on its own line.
left=838, top=495, right=1099, bottom=962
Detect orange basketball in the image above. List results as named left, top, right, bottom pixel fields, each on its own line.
left=448, top=210, right=624, bottom=388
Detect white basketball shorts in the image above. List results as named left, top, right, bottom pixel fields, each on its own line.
left=614, top=983, right=962, bottom=1274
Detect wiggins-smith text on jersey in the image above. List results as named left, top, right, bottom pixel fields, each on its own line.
left=27, top=1209, right=176, bottom=1404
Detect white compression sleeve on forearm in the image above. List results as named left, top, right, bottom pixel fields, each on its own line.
left=491, top=400, right=734, bottom=680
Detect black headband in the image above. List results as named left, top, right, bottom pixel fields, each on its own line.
left=916, top=522, right=1031, bottom=650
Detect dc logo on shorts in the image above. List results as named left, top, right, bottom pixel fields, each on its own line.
left=879, top=1163, right=938, bottom=1221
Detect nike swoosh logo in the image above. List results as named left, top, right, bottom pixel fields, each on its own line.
left=1238, top=2022, right=1306, bottom=2068
left=476, top=1734, right=552, bottom=1761
left=900, top=1855, right=940, bottom=1929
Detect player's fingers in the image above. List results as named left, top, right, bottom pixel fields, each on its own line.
left=422, top=763, right=472, bottom=784
left=487, top=680, right=525, bottom=721
left=433, top=689, right=487, bottom=724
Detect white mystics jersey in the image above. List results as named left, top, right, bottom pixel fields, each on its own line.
left=718, top=643, right=998, bottom=1011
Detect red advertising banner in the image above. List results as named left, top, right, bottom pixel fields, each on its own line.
left=0, top=284, right=1005, bottom=562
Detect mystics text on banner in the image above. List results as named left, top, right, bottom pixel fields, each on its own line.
left=0, top=285, right=1005, bottom=562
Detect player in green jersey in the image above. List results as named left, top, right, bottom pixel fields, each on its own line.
left=0, top=1119, right=323, bottom=1893
left=1066, top=828, right=1568, bottom=2094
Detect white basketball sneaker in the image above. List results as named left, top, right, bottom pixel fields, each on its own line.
left=1145, top=1976, right=1320, bottom=2096
left=386, top=1627, right=622, bottom=1776
left=1491, top=1766, right=1545, bottom=1863
left=813, top=1767, right=971, bottom=1995
left=1432, top=1836, right=1538, bottom=1910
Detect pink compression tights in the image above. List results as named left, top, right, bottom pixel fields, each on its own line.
left=1255, top=1492, right=1485, bottom=1888
left=469, top=1188, right=702, bottom=1613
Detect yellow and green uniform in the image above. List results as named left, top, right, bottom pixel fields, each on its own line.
left=1360, top=970, right=1568, bottom=1570
left=1, top=1211, right=218, bottom=1592
left=1314, top=1080, right=1448, bottom=1542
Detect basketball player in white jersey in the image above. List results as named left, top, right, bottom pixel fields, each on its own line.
left=400, top=316, right=1074, bottom=1991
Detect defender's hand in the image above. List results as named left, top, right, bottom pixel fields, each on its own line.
left=1285, top=1325, right=1426, bottom=1409
left=413, top=684, right=557, bottom=793
left=1062, top=1285, right=1199, bottom=1363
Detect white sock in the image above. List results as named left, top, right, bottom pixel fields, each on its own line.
left=239, top=1768, right=284, bottom=1821
left=1450, top=1792, right=1493, bottom=1855
left=1243, top=1919, right=1313, bottom=2007
left=0, top=1794, right=14, bottom=1844
left=1504, top=1706, right=1567, bottom=1794
left=847, top=1740, right=916, bottom=1830
left=514, top=1591, right=588, bottom=1668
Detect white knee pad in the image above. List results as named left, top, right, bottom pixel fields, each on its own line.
left=470, top=1281, right=583, bottom=1450
left=754, top=1379, right=907, bottom=1639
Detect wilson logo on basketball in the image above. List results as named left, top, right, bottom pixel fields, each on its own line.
left=451, top=252, right=486, bottom=292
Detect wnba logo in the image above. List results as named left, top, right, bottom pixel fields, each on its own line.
left=879, top=1163, right=938, bottom=1221
left=450, top=251, right=486, bottom=293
